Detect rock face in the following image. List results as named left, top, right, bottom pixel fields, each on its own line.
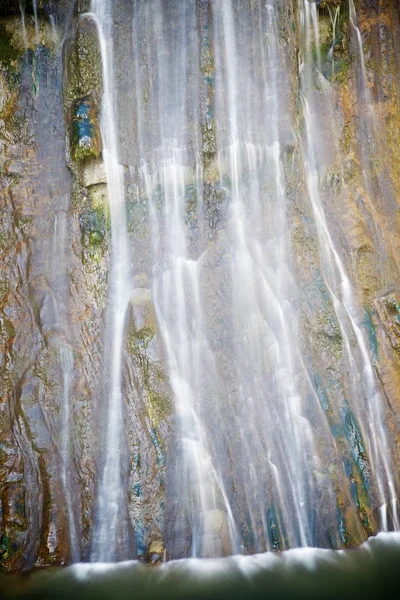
left=0, top=0, right=400, bottom=570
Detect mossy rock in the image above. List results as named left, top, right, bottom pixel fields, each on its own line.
left=78, top=206, right=108, bottom=250
left=0, top=533, right=15, bottom=568
left=63, top=16, right=103, bottom=168
left=145, top=538, right=164, bottom=564
left=128, top=322, right=172, bottom=427
left=71, top=95, right=102, bottom=161
left=88, top=230, right=103, bottom=246
left=64, top=17, right=102, bottom=103
left=0, top=23, right=21, bottom=71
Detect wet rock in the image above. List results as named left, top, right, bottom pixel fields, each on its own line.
left=4, top=160, right=24, bottom=176
left=145, top=538, right=164, bottom=564
left=130, top=288, right=152, bottom=310
left=204, top=183, right=229, bottom=232
left=79, top=208, right=106, bottom=243
left=71, top=96, right=102, bottom=161
left=81, top=159, right=107, bottom=187
left=200, top=510, right=231, bottom=558
left=375, top=293, right=400, bottom=354
left=0, top=22, right=22, bottom=70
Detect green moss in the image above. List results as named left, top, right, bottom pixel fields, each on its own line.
left=0, top=278, right=10, bottom=301
left=63, top=17, right=103, bottom=169
left=89, top=230, right=104, bottom=246
left=0, top=534, right=13, bottom=566
left=64, top=19, right=102, bottom=104
left=344, top=164, right=357, bottom=186
left=79, top=206, right=108, bottom=248
left=0, top=315, right=15, bottom=339
left=201, top=117, right=216, bottom=158
left=340, top=123, right=352, bottom=154
left=387, top=296, right=400, bottom=322
left=333, top=56, right=351, bottom=83
left=128, top=325, right=172, bottom=426
left=0, top=24, right=21, bottom=70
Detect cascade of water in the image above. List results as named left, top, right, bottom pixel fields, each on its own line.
left=349, top=0, right=367, bottom=83
left=59, top=343, right=79, bottom=560
left=327, top=5, right=340, bottom=72
left=211, top=0, right=341, bottom=550
left=347, top=0, right=396, bottom=269
left=299, top=0, right=398, bottom=530
left=51, top=211, right=80, bottom=562
left=32, top=0, right=39, bottom=45
left=49, top=14, right=59, bottom=50
left=87, top=0, right=133, bottom=561
left=19, top=0, right=28, bottom=49
left=133, top=0, right=239, bottom=558
left=81, top=0, right=400, bottom=561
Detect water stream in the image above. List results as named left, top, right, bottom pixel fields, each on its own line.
left=299, top=0, right=398, bottom=532
left=87, top=0, right=400, bottom=558
left=87, top=0, right=133, bottom=562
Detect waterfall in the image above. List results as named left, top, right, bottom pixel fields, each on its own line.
left=32, top=0, right=39, bottom=45
left=211, top=0, right=333, bottom=550
left=4, top=0, right=399, bottom=567
left=349, top=0, right=367, bottom=84
left=299, top=0, right=398, bottom=530
left=133, top=0, right=239, bottom=558
left=19, top=0, right=28, bottom=49
left=88, top=0, right=133, bottom=562
left=51, top=210, right=80, bottom=562
left=83, top=0, right=400, bottom=558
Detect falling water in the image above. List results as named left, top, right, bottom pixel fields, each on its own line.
left=74, top=0, right=399, bottom=560
left=51, top=211, right=80, bottom=562
left=19, top=0, right=28, bottom=49
left=49, top=14, right=60, bottom=49
left=133, top=0, right=239, bottom=558
left=59, top=343, right=79, bottom=560
left=349, top=0, right=367, bottom=83
left=299, top=0, right=398, bottom=530
left=211, top=0, right=336, bottom=550
left=32, top=0, right=39, bottom=45
left=88, top=0, right=133, bottom=562
left=327, top=4, right=340, bottom=73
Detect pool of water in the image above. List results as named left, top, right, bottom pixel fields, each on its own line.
left=2, top=533, right=400, bottom=599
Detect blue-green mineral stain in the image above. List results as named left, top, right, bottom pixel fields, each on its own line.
left=132, top=483, right=142, bottom=498
left=75, top=99, right=93, bottom=142
left=71, top=96, right=101, bottom=161
left=150, top=428, right=166, bottom=468
left=134, top=523, right=149, bottom=558
left=361, top=308, right=378, bottom=361
left=337, top=505, right=348, bottom=546
left=313, top=374, right=331, bottom=416
left=266, top=506, right=281, bottom=552
left=341, top=408, right=369, bottom=488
